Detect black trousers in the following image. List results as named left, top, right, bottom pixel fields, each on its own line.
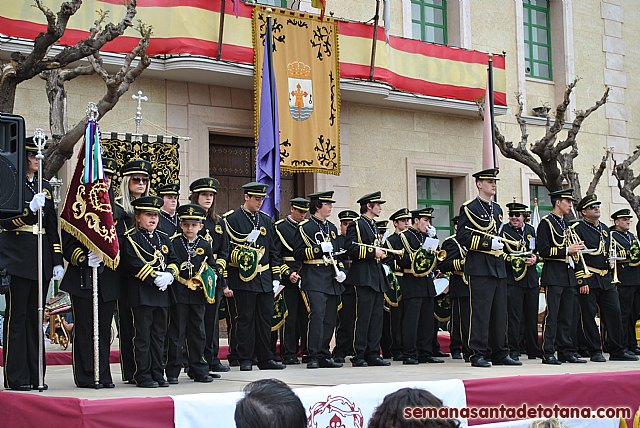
left=225, top=296, right=238, bottom=363
left=71, top=296, right=115, bottom=387
left=3, top=276, right=47, bottom=389
left=305, top=291, right=338, bottom=360
left=281, top=284, right=308, bottom=359
left=541, top=286, right=576, bottom=357
left=353, top=286, right=384, bottom=361
left=381, top=301, right=403, bottom=359
left=232, top=289, right=274, bottom=364
left=618, top=286, right=640, bottom=349
left=333, top=285, right=356, bottom=358
left=579, top=287, right=626, bottom=354
left=449, top=296, right=470, bottom=356
left=507, top=286, right=541, bottom=357
left=166, top=303, right=208, bottom=379
left=117, top=293, right=135, bottom=382
left=131, top=305, right=168, bottom=384
left=203, top=285, right=225, bottom=368
left=468, top=276, right=508, bottom=361
left=401, top=297, right=434, bottom=359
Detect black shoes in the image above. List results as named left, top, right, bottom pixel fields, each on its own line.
left=207, top=371, right=222, bottom=378
left=156, top=378, right=170, bottom=387
left=137, top=380, right=159, bottom=388
left=167, top=377, right=179, bottom=385
left=283, top=357, right=301, bottom=365
left=451, top=351, right=463, bottom=360
left=11, top=385, right=32, bottom=391
left=210, top=362, right=230, bottom=372
left=194, top=375, right=215, bottom=383
left=590, top=352, right=606, bottom=362
left=492, top=356, right=522, bottom=366
left=434, top=351, right=450, bottom=358
left=367, top=357, right=391, bottom=366
left=420, top=356, right=445, bottom=364
left=403, top=357, right=419, bottom=365
left=306, top=359, right=320, bottom=369
left=631, top=346, right=640, bottom=356
left=228, top=360, right=239, bottom=367
left=239, top=361, right=253, bottom=371
left=351, top=358, right=368, bottom=367
left=609, top=352, right=639, bottom=361
left=258, top=359, right=285, bottom=370
left=319, top=358, right=343, bottom=368
left=559, top=354, right=587, bottom=364
left=333, top=356, right=345, bottom=364
left=542, top=355, right=561, bottom=365
left=471, top=357, right=491, bottom=368
left=508, top=352, right=520, bottom=361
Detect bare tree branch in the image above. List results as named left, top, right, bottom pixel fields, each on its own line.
left=613, top=148, right=640, bottom=217
left=586, top=149, right=611, bottom=195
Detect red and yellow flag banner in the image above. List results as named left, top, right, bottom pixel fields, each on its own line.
left=254, top=6, right=340, bottom=175
left=0, top=0, right=505, bottom=105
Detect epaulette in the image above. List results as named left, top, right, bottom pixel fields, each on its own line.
left=156, top=229, right=169, bottom=236
left=444, top=235, right=456, bottom=241
left=275, top=218, right=285, bottom=225
left=223, top=210, right=234, bottom=217
left=299, top=219, right=309, bottom=226
left=124, top=227, right=136, bottom=236
left=462, top=199, right=474, bottom=206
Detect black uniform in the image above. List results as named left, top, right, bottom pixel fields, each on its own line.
left=501, top=222, right=542, bottom=358
left=122, top=228, right=179, bottom=385
left=610, top=228, right=640, bottom=351
left=224, top=208, right=281, bottom=366
left=200, top=217, right=229, bottom=370
left=158, top=210, right=180, bottom=238
left=116, top=206, right=136, bottom=382
left=384, top=232, right=405, bottom=360
left=332, top=234, right=356, bottom=360
left=537, top=214, right=577, bottom=359
left=293, top=216, right=345, bottom=361
left=456, top=198, right=508, bottom=362
left=346, top=216, right=390, bottom=362
left=438, top=235, right=469, bottom=358
left=165, top=234, right=214, bottom=380
left=60, top=206, right=123, bottom=388
left=275, top=217, right=306, bottom=362
left=395, top=227, right=437, bottom=361
left=572, top=220, right=627, bottom=356
left=0, top=178, right=62, bottom=389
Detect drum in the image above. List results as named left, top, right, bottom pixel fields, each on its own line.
left=434, top=277, right=450, bottom=322
left=434, top=277, right=449, bottom=296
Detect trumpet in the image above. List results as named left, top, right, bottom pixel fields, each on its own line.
left=323, top=253, right=347, bottom=283
left=609, top=238, right=622, bottom=285
left=427, top=248, right=447, bottom=261
left=355, top=242, right=405, bottom=258
left=565, top=228, right=592, bottom=278
left=464, top=226, right=522, bottom=248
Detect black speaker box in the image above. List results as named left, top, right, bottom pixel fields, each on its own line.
left=0, top=113, right=25, bottom=215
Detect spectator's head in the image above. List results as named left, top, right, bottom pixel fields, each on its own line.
left=368, top=388, right=459, bottom=428
left=235, top=379, right=307, bottom=428
left=529, top=419, right=569, bottom=428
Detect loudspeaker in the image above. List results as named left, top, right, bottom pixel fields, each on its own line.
left=0, top=113, right=25, bottom=215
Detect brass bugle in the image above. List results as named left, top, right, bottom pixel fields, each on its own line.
left=356, top=242, right=405, bottom=257
left=464, top=226, right=522, bottom=248
left=428, top=249, right=447, bottom=261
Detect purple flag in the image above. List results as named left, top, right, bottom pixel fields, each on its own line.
left=256, top=16, right=281, bottom=218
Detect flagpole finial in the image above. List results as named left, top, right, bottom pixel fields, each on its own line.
left=488, top=53, right=493, bottom=60
left=265, top=7, right=273, bottom=16
left=33, top=128, right=47, bottom=154
left=512, top=196, right=516, bottom=203
left=86, top=102, right=99, bottom=121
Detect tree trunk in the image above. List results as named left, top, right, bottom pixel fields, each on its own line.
left=0, top=76, right=18, bottom=113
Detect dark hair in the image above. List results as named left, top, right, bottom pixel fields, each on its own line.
left=309, top=200, right=323, bottom=215
left=368, top=388, right=460, bottom=428
left=235, top=379, right=307, bottom=428
left=360, top=203, right=369, bottom=214
left=190, top=191, right=220, bottom=223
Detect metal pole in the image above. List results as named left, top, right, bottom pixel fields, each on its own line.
left=217, top=0, right=227, bottom=60
left=488, top=54, right=497, bottom=169
left=369, top=0, right=380, bottom=81
left=34, top=128, right=47, bottom=392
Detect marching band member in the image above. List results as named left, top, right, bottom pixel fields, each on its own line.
left=572, top=195, right=637, bottom=362
left=223, top=182, right=284, bottom=371
left=384, top=208, right=412, bottom=362
left=0, top=137, right=64, bottom=391
left=275, top=198, right=310, bottom=365
left=537, top=188, right=584, bottom=365
left=116, top=159, right=152, bottom=383
left=189, top=178, right=230, bottom=373
left=332, top=210, right=359, bottom=364
left=438, top=216, right=469, bottom=361
left=500, top=202, right=542, bottom=361
left=456, top=169, right=519, bottom=367
left=346, top=191, right=391, bottom=367
left=122, top=196, right=179, bottom=387
left=610, top=209, right=640, bottom=355
left=165, top=204, right=216, bottom=384
left=395, top=208, right=443, bottom=364
left=60, top=157, right=122, bottom=388
left=157, top=182, right=181, bottom=238
left=293, top=191, right=345, bottom=369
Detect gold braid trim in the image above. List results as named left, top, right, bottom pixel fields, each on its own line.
left=463, top=204, right=496, bottom=232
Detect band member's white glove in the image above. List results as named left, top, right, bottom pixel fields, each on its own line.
left=29, top=192, right=46, bottom=213
left=427, top=226, right=437, bottom=238
left=154, top=271, right=173, bottom=290
left=335, top=271, right=347, bottom=283
left=320, top=242, right=334, bottom=254
left=52, top=265, right=64, bottom=281
left=491, top=237, right=504, bottom=251
left=87, top=251, right=102, bottom=268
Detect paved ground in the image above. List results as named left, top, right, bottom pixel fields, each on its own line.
left=5, top=354, right=639, bottom=400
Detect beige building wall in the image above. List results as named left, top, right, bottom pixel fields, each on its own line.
left=7, top=0, right=640, bottom=225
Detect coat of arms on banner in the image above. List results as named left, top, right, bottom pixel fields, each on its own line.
left=308, top=395, right=364, bottom=428
left=288, top=61, right=313, bottom=121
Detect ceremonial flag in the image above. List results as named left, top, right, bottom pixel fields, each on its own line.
left=532, top=198, right=541, bottom=230
left=233, top=0, right=239, bottom=17
left=255, top=14, right=281, bottom=218
left=383, top=0, right=390, bottom=43
left=60, top=119, right=119, bottom=269
left=312, top=0, right=326, bottom=20
left=482, top=58, right=498, bottom=170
